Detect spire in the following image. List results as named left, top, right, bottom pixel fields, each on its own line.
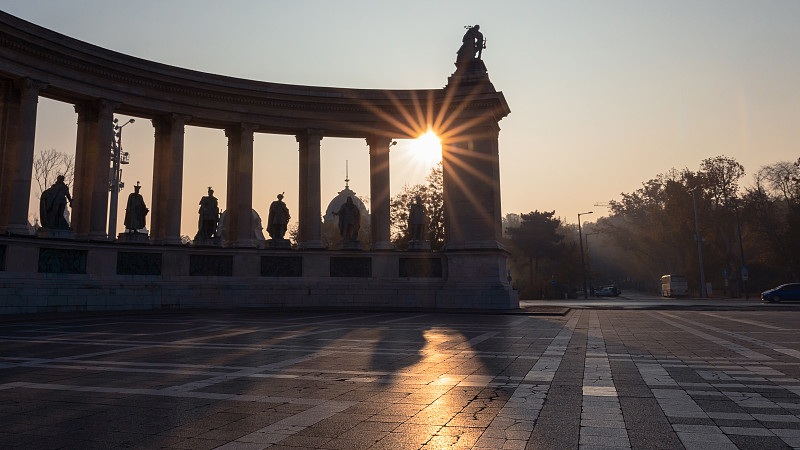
left=345, top=160, right=350, bottom=189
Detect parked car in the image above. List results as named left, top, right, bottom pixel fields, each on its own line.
left=594, top=285, right=621, bottom=297
left=762, top=283, right=800, bottom=303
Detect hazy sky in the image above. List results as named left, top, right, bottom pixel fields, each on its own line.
left=4, top=0, right=800, bottom=235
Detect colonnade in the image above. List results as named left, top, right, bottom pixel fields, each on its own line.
left=0, top=83, right=406, bottom=250
left=0, top=11, right=511, bottom=257
left=0, top=11, right=520, bottom=310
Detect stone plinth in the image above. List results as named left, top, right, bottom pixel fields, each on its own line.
left=118, top=232, right=149, bottom=243
left=407, top=240, right=431, bottom=251
left=193, top=237, right=221, bottom=247
left=267, top=239, right=291, bottom=249
left=36, top=228, right=75, bottom=239
left=341, top=240, right=362, bottom=251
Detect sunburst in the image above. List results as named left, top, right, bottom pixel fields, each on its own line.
left=412, top=129, right=443, bottom=166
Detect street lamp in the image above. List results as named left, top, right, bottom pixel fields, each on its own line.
left=108, top=118, right=134, bottom=238
left=578, top=211, right=593, bottom=300
left=690, top=187, right=707, bottom=298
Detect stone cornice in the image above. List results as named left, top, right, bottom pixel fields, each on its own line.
left=0, top=11, right=509, bottom=138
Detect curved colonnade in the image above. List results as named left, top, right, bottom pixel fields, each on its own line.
left=0, top=12, right=517, bottom=311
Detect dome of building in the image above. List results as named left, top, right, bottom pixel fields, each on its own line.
left=324, top=164, right=369, bottom=225
left=218, top=209, right=266, bottom=248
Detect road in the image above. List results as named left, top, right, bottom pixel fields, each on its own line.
left=522, top=290, right=778, bottom=310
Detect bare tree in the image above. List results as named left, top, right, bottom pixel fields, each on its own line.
left=757, top=160, right=800, bottom=204
left=33, top=148, right=74, bottom=198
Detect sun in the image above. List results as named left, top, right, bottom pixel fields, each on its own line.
left=413, top=130, right=443, bottom=165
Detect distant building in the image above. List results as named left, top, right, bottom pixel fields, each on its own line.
left=218, top=209, right=266, bottom=248
left=321, top=172, right=371, bottom=248
left=323, top=173, right=369, bottom=226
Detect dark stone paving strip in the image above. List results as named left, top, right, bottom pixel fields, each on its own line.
left=527, top=311, right=586, bottom=450
left=600, top=312, right=685, bottom=450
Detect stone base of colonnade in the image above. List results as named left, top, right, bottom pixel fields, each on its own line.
left=435, top=249, right=519, bottom=309
left=0, top=236, right=518, bottom=314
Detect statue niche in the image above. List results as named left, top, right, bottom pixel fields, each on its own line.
left=331, top=196, right=361, bottom=250
left=407, top=195, right=431, bottom=251
left=118, top=182, right=149, bottom=242
left=38, top=175, right=72, bottom=230
left=266, top=192, right=291, bottom=249
left=194, top=187, right=220, bottom=245
left=123, top=182, right=149, bottom=233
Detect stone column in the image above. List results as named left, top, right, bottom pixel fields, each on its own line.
left=224, top=123, right=257, bottom=248
left=71, top=99, right=117, bottom=239
left=151, top=114, right=190, bottom=244
left=0, top=78, right=47, bottom=235
left=296, top=129, right=324, bottom=249
left=442, top=123, right=503, bottom=249
left=367, top=135, right=393, bottom=250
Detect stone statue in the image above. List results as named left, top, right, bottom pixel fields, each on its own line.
left=123, top=182, right=149, bottom=232
left=196, top=187, right=219, bottom=240
left=332, top=196, right=361, bottom=242
left=456, top=25, right=484, bottom=64
left=267, top=193, right=290, bottom=240
left=408, top=195, right=428, bottom=242
left=39, top=175, right=72, bottom=229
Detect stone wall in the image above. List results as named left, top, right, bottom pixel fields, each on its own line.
left=0, top=237, right=518, bottom=314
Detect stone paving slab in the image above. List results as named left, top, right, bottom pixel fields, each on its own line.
left=4, top=309, right=800, bottom=448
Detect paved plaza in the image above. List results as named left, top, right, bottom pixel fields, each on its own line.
left=3, top=307, right=800, bottom=449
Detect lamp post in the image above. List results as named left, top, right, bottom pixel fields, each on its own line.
left=578, top=211, right=593, bottom=300
left=690, top=188, right=707, bottom=298
left=108, top=118, right=134, bottom=238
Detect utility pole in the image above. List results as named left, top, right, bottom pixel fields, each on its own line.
left=108, top=118, right=134, bottom=238
left=578, top=211, right=593, bottom=300
left=690, top=188, right=707, bottom=298
left=734, top=201, right=748, bottom=299
left=585, top=232, right=600, bottom=295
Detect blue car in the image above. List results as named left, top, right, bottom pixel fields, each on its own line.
left=762, top=283, right=800, bottom=303
left=594, top=285, right=621, bottom=297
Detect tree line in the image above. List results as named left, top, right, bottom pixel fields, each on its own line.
left=504, top=155, right=800, bottom=298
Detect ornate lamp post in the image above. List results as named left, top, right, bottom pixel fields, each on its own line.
left=578, top=211, right=593, bottom=300
left=108, top=118, right=134, bottom=238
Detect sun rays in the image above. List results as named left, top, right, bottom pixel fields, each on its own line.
left=412, top=129, right=443, bottom=166
left=326, top=80, right=506, bottom=237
